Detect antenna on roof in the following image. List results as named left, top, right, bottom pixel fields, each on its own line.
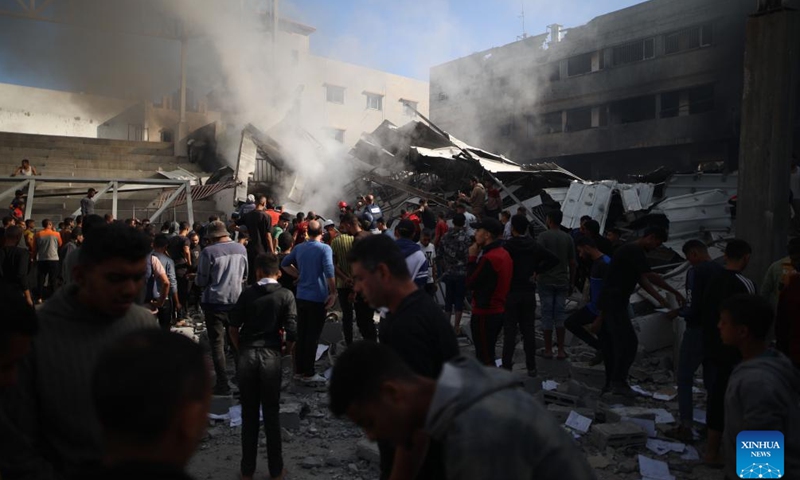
left=517, top=0, right=528, bottom=40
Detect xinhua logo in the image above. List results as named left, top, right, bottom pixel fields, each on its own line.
left=737, top=431, right=784, bottom=478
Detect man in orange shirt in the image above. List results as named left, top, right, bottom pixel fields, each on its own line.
left=33, top=219, right=62, bottom=303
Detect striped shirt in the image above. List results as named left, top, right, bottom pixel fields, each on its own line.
left=330, top=234, right=355, bottom=289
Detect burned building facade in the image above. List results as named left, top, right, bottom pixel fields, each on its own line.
left=429, top=0, right=770, bottom=179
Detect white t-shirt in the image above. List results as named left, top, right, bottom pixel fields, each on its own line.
left=418, top=242, right=436, bottom=283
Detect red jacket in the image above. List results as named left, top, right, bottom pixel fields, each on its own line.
left=466, top=241, right=512, bottom=315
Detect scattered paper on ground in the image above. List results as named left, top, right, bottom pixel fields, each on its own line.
left=638, top=455, right=675, bottom=480
left=315, top=344, right=329, bottom=362
left=681, top=445, right=700, bottom=460
left=646, top=438, right=685, bottom=456
left=632, top=385, right=653, bottom=397
left=565, top=410, right=592, bottom=434
left=693, top=408, right=707, bottom=425
left=542, top=380, right=559, bottom=391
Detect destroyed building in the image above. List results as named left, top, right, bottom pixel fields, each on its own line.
left=429, top=0, right=800, bottom=179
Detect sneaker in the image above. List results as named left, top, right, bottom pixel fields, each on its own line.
left=300, top=373, right=327, bottom=384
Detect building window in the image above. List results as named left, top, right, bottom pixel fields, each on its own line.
left=664, top=23, right=712, bottom=55
left=567, top=52, right=593, bottom=77
left=328, top=128, right=345, bottom=143
left=612, top=38, right=655, bottom=66
left=528, top=111, right=563, bottom=135
left=548, top=63, right=561, bottom=82
left=660, top=91, right=681, bottom=118
left=403, top=100, right=418, bottom=116
left=365, top=93, right=383, bottom=111
left=609, top=95, right=656, bottom=124
left=325, top=85, right=345, bottom=104
left=566, top=108, right=592, bottom=132
left=160, top=129, right=174, bottom=143
left=688, top=85, right=715, bottom=114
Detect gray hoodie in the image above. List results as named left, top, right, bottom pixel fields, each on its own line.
left=724, top=350, right=800, bottom=480
left=424, top=356, right=596, bottom=480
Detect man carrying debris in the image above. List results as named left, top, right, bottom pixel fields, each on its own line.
left=719, top=294, right=800, bottom=480
left=81, top=330, right=211, bottom=480
left=280, top=219, right=336, bottom=384
left=666, top=239, right=723, bottom=443
left=699, top=239, right=756, bottom=466
left=347, top=235, right=458, bottom=480
left=229, top=254, right=295, bottom=480
left=536, top=210, right=576, bottom=360
left=595, top=226, right=684, bottom=397
left=1, top=223, right=158, bottom=479
left=195, top=220, right=249, bottom=395
left=502, top=215, right=559, bottom=376
left=329, top=342, right=596, bottom=480
left=466, top=217, right=512, bottom=366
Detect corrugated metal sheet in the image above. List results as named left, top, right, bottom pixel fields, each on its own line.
left=560, top=180, right=617, bottom=232
left=544, top=187, right=569, bottom=204
left=652, top=190, right=732, bottom=238
left=157, top=168, right=198, bottom=181
left=619, top=183, right=655, bottom=213
left=664, top=173, right=738, bottom=199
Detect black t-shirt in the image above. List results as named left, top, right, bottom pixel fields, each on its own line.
left=238, top=210, right=272, bottom=254
left=168, top=235, right=190, bottom=270
left=598, top=242, right=650, bottom=310
left=700, top=269, right=756, bottom=359
left=379, top=289, right=459, bottom=378
left=420, top=208, right=436, bottom=231
left=0, top=246, right=30, bottom=292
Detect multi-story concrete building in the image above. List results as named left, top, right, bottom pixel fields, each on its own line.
left=429, top=0, right=790, bottom=179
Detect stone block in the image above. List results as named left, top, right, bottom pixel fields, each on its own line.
left=569, top=362, right=607, bottom=389
left=632, top=313, right=674, bottom=353
left=280, top=402, right=308, bottom=430
left=356, top=439, right=380, bottom=465
left=595, top=404, right=622, bottom=424
left=590, top=422, right=648, bottom=449
left=522, top=375, right=543, bottom=395
left=543, top=390, right=579, bottom=407
left=547, top=405, right=595, bottom=423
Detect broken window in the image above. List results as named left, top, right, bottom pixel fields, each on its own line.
left=160, top=129, right=174, bottom=143
left=664, top=23, right=711, bottom=54
left=403, top=100, right=418, bottom=116
left=612, top=38, right=655, bottom=66
left=566, top=107, right=592, bottom=131
left=567, top=52, right=593, bottom=76
left=365, top=93, right=383, bottom=111
left=326, top=85, right=345, bottom=104
left=548, top=63, right=561, bottom=82
left=610, top=95, right=656, bottom=124
left=528, top=112, right=563, bottom=135
left=688, top=85, right=714, bottom=114
left=327, top=128, right=345, bottom=143
left=660, top=91, right=680, bottom=118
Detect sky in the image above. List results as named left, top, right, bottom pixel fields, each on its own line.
left=283, top=0, right=645, bottom=80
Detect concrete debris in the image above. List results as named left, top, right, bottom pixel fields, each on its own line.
left=622, top=416, right=657, bottom=438
left=645, top=438, right=686, bottom=456
left=590, top=422, right=648, bottom=449
left=356, top=439, right=380, bottom=465
left=638, top=454, right=675, bottom=480
left=587, top=455, right=611, bottom=469
left=279, top=402, right=309, bottom=431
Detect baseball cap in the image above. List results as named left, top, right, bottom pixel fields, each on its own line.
left=470, top=217, right=504, bottom=237
left=279, top=212, right=292, bottom=221
left=205, top=220, right=230, bottom=239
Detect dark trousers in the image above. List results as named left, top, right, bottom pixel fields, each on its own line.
left=246, top=249, right=259, bottom=285
left=157, top=299, right=173, bottom=331
left=677, top=326, right=716, bottom=424
left=176, top=274, right=189, bottom=316
left=238, top=347, right=283, bottom=478
left=203, top=306, right=231, bottom=392
left=600, top=306, right=637, bottom=387
left=503, top=292, right=537, bottom=373
left=565, top=306, right=601, bottom=351
left=296, top=299, right=326, bottom=376
left=471, top=313, right=505, bottom=366
left=707, top=347, right=740, bottom=432
left=36, top=260, right=59, bottom=300
left=338, top=288, right=377, bottom=345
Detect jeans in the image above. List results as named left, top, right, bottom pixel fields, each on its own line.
left=296, top=300, right=326, bottom=376
left=36, top=260, right=59, bottom=300
left=156, top=299, right=173, bottom=331
left=677, top=325, right=716, bottom=425
left=565, top=306, right=601, bottom=351
left=503, top=291, right=537, bottom=373
left=707, top=347, right=740, bottom=432
left=443, top=274, right=466, bottom=313
left=538, top=284, right=569, bottom=329
left=599, top=306, right=638, bottom=386
left=238, top=347, right=283, bottom=478
left=471, top=313, right=504, bottom=366
left=176, top=273, right=189, bottom=317
left=338, top=288, right=377, bottom=344
left=202, top=306, right=231, bottom=392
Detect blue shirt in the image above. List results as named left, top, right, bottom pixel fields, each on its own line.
left=281, top=239, right=335, bottom=303
left=587, top=255, right=611, bottom=315
left=195, top=240, right=248, bottom=306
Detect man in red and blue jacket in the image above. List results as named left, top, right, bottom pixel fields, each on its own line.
left=466, top=217, right=512, bottom=366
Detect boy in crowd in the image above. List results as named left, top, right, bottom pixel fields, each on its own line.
left=719, top=294, right=800, bottom=480
left=229, top=254, right=295, bottom=480
left=418, top=230, right=437, bottom=297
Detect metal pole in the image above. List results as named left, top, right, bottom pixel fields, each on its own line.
left=185, top=180, right=194, bottom=226
left=70, top=181, right=115, bottom=218
left=24, top=179, right=35, bottom=220
left=149, top=184, right=186, bottom=223
left=0, top=180, right=32, bottom=204
left=111, top=181, right=118, bottom=220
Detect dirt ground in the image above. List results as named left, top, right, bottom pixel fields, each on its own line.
left=186, top=315, right=726, bottom=480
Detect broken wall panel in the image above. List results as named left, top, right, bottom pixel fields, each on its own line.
left=663, top=172, right=738, bottom=198
left=652, top=189, right=732, bottom=238
left=560, top=180, right=617, bottom=232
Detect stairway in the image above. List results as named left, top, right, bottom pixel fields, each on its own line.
left=0, top=131, right=209, bottom=221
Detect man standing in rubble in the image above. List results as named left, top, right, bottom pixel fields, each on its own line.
left=459, top=175, right=486, bottom=219
left=595, top=226, right=684, bottom=396
left=360, top=194, right=383, bottom=232
left=237, top=195, right=274, bottom=284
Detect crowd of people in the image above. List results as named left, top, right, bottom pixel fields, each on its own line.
left=1, top=173, right=799, bottom=480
